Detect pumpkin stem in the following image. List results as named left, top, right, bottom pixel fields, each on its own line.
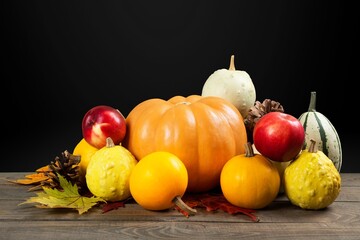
left=229, top=55, right=236, bottom=71
left=308, top=139, right=318, bottom=153
left=308, top=91, right=317, bottom=112
left=245, top=142, right=255, bottom=157
left=106, top=137, right=115, bottom=148
left=173, top=196, right=197, bottom=216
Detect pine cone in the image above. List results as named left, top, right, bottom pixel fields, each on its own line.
left=244, top=99, right=284, bottom=142
left=41, top=150, right=82, bottom=190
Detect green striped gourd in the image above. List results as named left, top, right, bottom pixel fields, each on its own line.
left=298, top=92, right=342, bottom=171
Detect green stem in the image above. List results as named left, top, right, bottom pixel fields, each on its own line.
left=308, top=91, right=317, bottom=112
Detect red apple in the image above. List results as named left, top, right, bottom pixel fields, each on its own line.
left=82, top=105, right=126, bottom=149
left=253, top=112, right=305, bottom=162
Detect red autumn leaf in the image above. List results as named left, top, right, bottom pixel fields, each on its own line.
left=101, top=198, right=133, bottom=213
left=102, top=201, right=125, bottom=213
left=175, top=193, right=259, bottom=222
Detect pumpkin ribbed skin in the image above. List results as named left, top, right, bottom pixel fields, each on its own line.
left=123, top=95, right=247, bottom=193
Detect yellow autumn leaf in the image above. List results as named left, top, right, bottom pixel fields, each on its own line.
left=20, top=173, right=106, bottom=214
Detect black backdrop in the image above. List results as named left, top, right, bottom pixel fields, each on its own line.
left=3, top=1, right=359, bottom=172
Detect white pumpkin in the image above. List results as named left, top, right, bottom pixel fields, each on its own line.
left=201, top=55, right=256, bottom=118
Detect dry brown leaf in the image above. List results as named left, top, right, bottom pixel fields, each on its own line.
left=9, top=165, right=50, bottom=185
left=174, top=193, right=259, bottom=222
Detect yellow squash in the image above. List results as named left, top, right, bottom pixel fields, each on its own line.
left=284, top=139, right=341, bottom=209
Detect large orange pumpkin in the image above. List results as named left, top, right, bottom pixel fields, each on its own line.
left=123, top=95, right=247, bottom=193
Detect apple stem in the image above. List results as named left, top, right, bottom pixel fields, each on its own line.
left=308, top=91, right=317, bottom=112
left=173, top=196, right=197, bottom=216
left=106, top=137, right=115, bottom=148
left=245, top=142, right=255, bottom=157
left=308, top=139, right=318, bottom=153
left=229, top=55, right=236, bottom=71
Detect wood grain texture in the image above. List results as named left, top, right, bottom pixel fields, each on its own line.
left=0, top=173, right=359, bottom=240
left=1, top=221, right=360, bottom=240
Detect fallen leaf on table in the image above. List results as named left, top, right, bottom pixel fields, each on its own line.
left=102, top=201, right=125, bottom=213
left=9, top=165, right=50, bottom=185
left=19, top=173, right=105, bottom=214
left=102, top=197, right=134, bottom=213
left=174, top=193, right=259, bottom=222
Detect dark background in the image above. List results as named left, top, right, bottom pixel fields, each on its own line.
left=3, top=1, right=358, bottom=172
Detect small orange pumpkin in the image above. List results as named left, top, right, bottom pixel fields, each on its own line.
left=129, top=151, right=189, bottom=211
left=220, top=143, right=280, bottom=209
left=124, top=95, right=247, bottom=193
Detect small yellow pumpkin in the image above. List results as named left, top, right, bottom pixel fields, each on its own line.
left=123, top=95, right=247, bottom=193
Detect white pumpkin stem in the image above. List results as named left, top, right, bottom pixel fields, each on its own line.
left=173, top=196, right=197, bottom=216
left=229, top=55, right=236, bottom=71
left=106, top=137, right=115, bottom=148
left=308, top=91, right=317, bottom=112
left=308, top=139, right=318, bottom=153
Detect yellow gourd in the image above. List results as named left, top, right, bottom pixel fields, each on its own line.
left=86, top=137, right=138, bottom=202
left=284, top=139, right=341, bottom=210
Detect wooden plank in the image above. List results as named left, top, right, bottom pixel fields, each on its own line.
left=1, top=182, right=359, bottom=204
left=0, top=184, right=38, bottom=200
left=1, top=173, right=359, bottom=224
left=0, top=173, right=359, bottom=240
left=1, top=221, right=360, bottom=240
left=0, top=172, right=30, bottom=181
left=339, top=173, right=360, bottom=187
left=1, top=197, right=359, bottom=224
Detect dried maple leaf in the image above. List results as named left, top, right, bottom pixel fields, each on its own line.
left=175, top=193, right=259, bottom=222
left=9, top=165, right=50, bottom=186
left=19, top=173, right=105, bottom=214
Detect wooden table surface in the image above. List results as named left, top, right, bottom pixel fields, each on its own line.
left=0, top=172, right=359, bottom=240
